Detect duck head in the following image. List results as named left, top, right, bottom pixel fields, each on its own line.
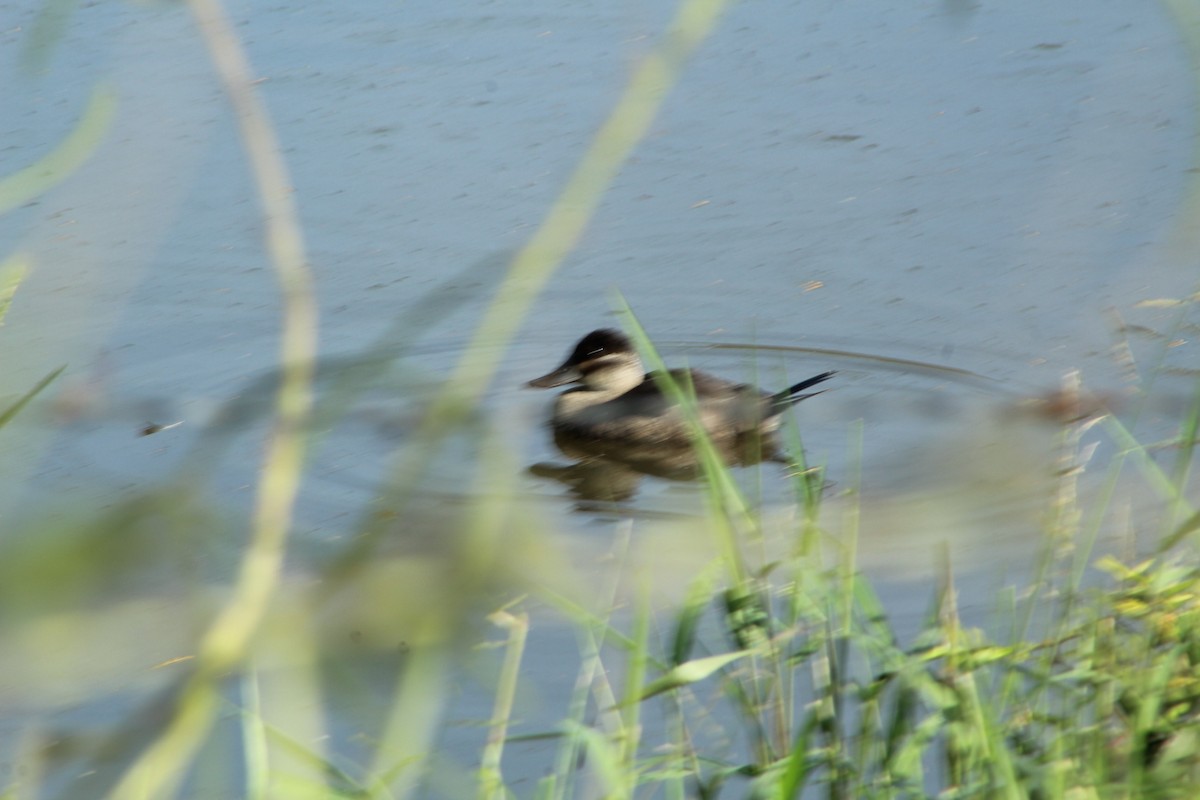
left=527, top=328, right=644, bottom=394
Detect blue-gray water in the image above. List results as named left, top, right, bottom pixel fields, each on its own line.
left=1, top=0, right=1197, bottom=795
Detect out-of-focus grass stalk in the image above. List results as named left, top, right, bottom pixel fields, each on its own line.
left=110, top=0, right=318, bottom=795
left=540, top=626, right=610, bottom=800
left=458, top=430, right=530, bottom=793
left=565, top=721, right=626, bottom=799
left=480, top=609, right=529, bottom=800
left=662, top=709, right=688, bottom=800
left=469, top=431, right=532, bottom=797
left=0, top=364, right=65, bottom=430
left=240, top=665, right=269, bottom=800
left=539, top=646, right=593, bottom=800
left=7, top=730, right=45, bottom=800
left=0, top=83, right=116, bottom=214
left=341, top=441, right=535, bottom=793
left=618, top=585, right=650, bottom=792
left=19, top=0, right=78, bottom=74
left=366, top=625, right=450, bottom=798
left=249, top=607, right=333, bottom=796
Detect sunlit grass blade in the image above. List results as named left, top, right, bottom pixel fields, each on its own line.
left=640, top=651, right=754, bottom=701
left=365, top=638, right=449, bottom=798
left=0, top=256, right=29, bottom=326
left=247, top=607, right=341, bottom=797
left=479, top=608, right=529, bottom=800
left=240, top=666, right=269, bottom=800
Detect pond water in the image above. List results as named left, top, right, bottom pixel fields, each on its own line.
left=1, top=0, right=1198, bottom=795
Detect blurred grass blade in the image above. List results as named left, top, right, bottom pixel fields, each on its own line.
left=367, top=637, right=451, bottom=797
left=240, top=666, right=269, bottom=800
left=1104, top=414, right=1195, bottom=517
left=640, top=651, right=752, bottom=701
left=19, top=0, right=79, bottom=74
left=0, top=256, right=29, bottom=325
left=562, top=721, right=626, bottom=800
left=671, top=564, right=722, bottom=666
left=1161, top=508, right=1200, bottom=552
left=109, top=0, right=318, bottom=793
left=0, top=83, right=117, bottom=214
left=480, top=609, right=529, bottom=800
left=778, top=713, right=821, bottom=799
left=0, top=364, right=65, bottom=429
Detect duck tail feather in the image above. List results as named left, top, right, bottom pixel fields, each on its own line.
left=773, top=371, right=837, bottom=407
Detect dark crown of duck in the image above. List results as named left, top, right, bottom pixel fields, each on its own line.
left=568, top=328, right=632, bottom=362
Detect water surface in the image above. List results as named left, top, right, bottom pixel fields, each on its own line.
left=1, top=0, right=1197, bottom=793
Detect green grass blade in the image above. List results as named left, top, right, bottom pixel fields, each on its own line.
left=0, top=364, right=65, bottom=430
left=639, top=651, right=754, bottom=701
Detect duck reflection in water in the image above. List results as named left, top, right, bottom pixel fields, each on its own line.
left=526, top=329, right=834, bottom=502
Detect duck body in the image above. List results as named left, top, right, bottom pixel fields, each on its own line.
left=527, top=329, right=834, bottom=447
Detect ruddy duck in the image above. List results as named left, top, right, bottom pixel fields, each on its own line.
left=527, top=328, right=834, bottom=446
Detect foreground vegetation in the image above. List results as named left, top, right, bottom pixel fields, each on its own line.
left=1, top=332, right=1198, bottom=800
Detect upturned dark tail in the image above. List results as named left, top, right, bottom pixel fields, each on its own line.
left=772, top=371, right=836, bottom=408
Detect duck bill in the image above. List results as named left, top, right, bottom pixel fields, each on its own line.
left=527, top=363, right=582, bottom=388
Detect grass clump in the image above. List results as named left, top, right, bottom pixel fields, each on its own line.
left=542, top=487, right=1200, bottom=799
